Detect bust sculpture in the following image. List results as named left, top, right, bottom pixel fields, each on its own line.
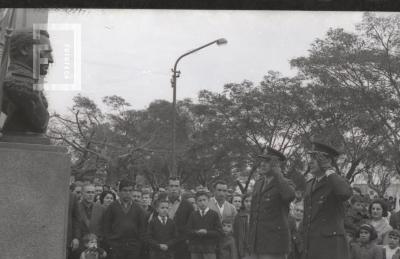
left=1, top=29, right=53, bottom=135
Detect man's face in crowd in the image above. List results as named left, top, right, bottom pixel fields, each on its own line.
left=119, top=186, right=134, bottom=203
left=132, top=191, right=142, bottom=203
left=95, top=185, right=103, bottom=195
left=293, top=205, right=304, bottom=221
left=142, top=194, right=152, bottom=206
left=196, top=195, right=209, bottom=211
left=168, top=180, right=181, bottom=200
left=168, top=180, right=180, bottom=195
left=309, top=152, right=332, bottom=176
left=214, top=183, right=228, bottom=202
left=157, top=202, right=169, bottom=217
left=308, top=154, right=322, bottom=176
left=259, top=159, right=272, bottom=176
left=82, top=185, right=96, bottom=204
left=73, top=186, right=82, bottom=199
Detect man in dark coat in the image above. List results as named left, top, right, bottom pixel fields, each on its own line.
left=167, top=177, right=194, bottom=259
left=103, top=179, right=147, bottom=259
left=70, top=184, right=106, bottom=259
left=249, top=147, right=295, bottom=259
left=302, top=142, right=352, bottom=259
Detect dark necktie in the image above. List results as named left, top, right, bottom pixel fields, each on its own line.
left=162, top=217, right=167, bottom=225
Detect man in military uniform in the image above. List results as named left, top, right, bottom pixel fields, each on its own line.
left=1, top=28, right=53, bottom=134
left=249, top=147, right=295, bottom=259
left=302, top=142, right=352, bottom=259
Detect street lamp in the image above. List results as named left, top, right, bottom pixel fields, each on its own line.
left=170, top=38, right=228, bottom=177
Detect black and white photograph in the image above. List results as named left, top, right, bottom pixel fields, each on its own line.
left=1, top=7, right=400, bottom=259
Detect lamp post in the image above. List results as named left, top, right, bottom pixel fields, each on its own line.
left=170, top=38, right=228, bottom=177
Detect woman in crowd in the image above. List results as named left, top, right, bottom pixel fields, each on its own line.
left=232, top=194, right=243, bottom=212
left=99, top=191, right=116, bottom=208
left=233, top=193, right=252, bottom=259
left=368, top=199, right=392, bottom=244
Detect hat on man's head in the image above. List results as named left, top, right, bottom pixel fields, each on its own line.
left=257, top=146, right=286, bottom=162
left=308, top=141, right=341, bottom=158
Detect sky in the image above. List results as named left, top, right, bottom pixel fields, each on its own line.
left=45, top=10, right=365, bottom=115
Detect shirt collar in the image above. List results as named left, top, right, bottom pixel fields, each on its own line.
left=82, top=200, right=93, bottom=208
left=200, top=207, right=210, bottom=215
left=212, top=197, right=225, bottom=207
left=119, top=199, right=132, bottom=207
left=158, top=215, right=168, bottom=220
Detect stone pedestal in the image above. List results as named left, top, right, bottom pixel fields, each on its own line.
left=0, top=142, right=70, bottom=259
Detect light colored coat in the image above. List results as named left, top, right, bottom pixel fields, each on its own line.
left=209, top=197, right=237, bottom=222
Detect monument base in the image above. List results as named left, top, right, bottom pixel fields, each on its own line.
left=0, top=132, right=51, bottom=145
left=0, top=142, right=70, bottom=259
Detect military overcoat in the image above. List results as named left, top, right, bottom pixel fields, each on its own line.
left=302, top=171, right=352, bottom=259
left=249, top=174, right=295, bottom=254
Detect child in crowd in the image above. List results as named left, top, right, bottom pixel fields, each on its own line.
left=383, top=230, right=400, bottom=259
left=219, top=217, right=238, bottom=259
left=288, top=202, right=304, bottom=259
left=187, top=191, right=223, bottom=259
left=350, top=224, right=384, bottom=259
left=147, top=199, right=178, bottom=259
left=233, top=193, right=252, bottom=259
left=142, top=190, right=155, bottom=219
left=80, top=233, right=107, bottom=259
left=345, top=195, right=369, bottom=233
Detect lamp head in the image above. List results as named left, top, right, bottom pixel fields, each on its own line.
left=216, top=38, right=228, bottom=45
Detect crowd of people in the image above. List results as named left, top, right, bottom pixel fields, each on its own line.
left=66, top=142, right=400, bottom=259
left=67, top=177, right=244, bottom=259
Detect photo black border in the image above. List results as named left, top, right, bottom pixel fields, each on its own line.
left=0, top=0, right=399, bottom=11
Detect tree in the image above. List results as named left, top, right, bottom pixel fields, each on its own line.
left=188, top=72, right=312, bottom=192
left=290, top=12, right=400, bottom=190
left=48, top=95, right=157, bottom=184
